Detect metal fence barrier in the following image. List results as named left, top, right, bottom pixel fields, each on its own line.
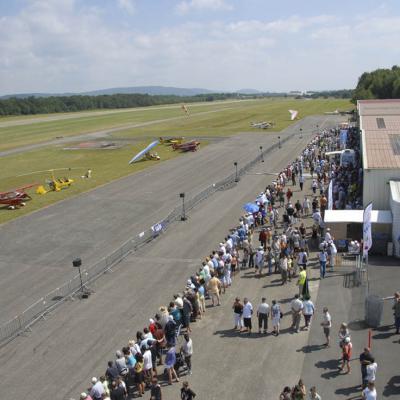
left=0, top=132, right=297, bottom=347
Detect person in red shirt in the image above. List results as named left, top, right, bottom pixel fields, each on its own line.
left=340, top=336, right=352, bottom=374
left=149, top=318, right=156, bottom=335
left=286, top=188, right=293, bottom=202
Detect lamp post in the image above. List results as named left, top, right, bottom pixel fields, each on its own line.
left=72, top=258, right=85, bottom=296
left=234, top=161, right=239, bottom=182
left=259, top=146, right=264, bottom=162
left=278, top=136, right=281, bottom=149
left=179, top=192, right=187, bottom=221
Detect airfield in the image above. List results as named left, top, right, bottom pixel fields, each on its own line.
left=0, top=99, right=354, bottom=399
left=0, top=98, right=350, bottom=223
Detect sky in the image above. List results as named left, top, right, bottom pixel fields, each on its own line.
left=1, top=0, right=400, bottom=95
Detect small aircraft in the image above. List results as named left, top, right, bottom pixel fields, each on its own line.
left=129, top=141, right=160, bottom=164
left=0, top=184, right=38, bottom=209
left=250, top=121, right=275, bottom=129
left=289, top=110, right=299, bottom=121
left=181, top=104, right=189, bottom=115
left=159, top=137, right=184, bottom=145
left=17, top=168, right=85, bottom=194
left=324, top=109, right=340, bottom=115
left=325, top=109, right=354, bottom=116
left=172, top=140, right=200, bottom=152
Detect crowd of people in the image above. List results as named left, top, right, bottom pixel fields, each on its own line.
left=77, top=124, right=373, bottom=400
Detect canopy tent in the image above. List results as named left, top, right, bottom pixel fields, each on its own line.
left=324, top=210, right=392, bottom=224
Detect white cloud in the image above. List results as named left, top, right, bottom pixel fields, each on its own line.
left=176, top=0, right=232, bottom=15
left=117, top=0, right=136, bottom=15
left=1, top=2, right=400, bottom=94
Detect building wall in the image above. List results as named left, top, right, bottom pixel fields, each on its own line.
left=390, top=181, right=400, bottom=258
left=363, top=168, right=400, bottom=209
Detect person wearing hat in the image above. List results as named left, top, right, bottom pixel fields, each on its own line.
left=325, top=227, right=332, bottom=242
left=80, top=392, right=92, bottom=400
left=339, top=336, right=352, bottom=374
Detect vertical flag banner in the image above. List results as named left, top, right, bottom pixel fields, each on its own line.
left=363, top=202, right=373, bottom=257
left=328, top=180, right=333, bottom=210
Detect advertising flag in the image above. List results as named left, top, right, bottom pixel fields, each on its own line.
left=328, top=180, right=333, bottom=210
left=363, top=202, right=373, bottom=256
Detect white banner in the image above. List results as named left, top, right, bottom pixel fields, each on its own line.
left=328, top=180, right=333, bottom=210
left=363, top=202, right=373, bottom=256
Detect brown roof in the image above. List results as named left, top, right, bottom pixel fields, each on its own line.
left=358, top=99, right=400, bottom=116
left=358, top=100, right=400, bottom=169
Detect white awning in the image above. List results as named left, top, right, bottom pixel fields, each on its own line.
left=324, top=210, right=392, bottom=224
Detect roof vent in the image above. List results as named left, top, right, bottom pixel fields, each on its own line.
left=389, top=134, right=400, bottom=155
left=376, top=117, right=386, bottom=129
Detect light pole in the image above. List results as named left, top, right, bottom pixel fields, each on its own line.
left=278, top=136, right=281, bottom=149
left=234, top=161, right=239, bottom=182
left=72, top=257, right=90, bottom=298
left=179, top=192, right=187, bottom=221
left=259, top=146, right=264, bottom=162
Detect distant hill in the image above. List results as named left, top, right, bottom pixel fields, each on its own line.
left=0, top=86, right=215, bottom=99
left=236, top=88, right=262, bottom=94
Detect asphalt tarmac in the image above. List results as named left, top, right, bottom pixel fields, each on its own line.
left=0, top=115, right=338, bottom=324
left=0, top=114, right=345, bottom=400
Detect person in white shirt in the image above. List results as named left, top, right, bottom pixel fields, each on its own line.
left=303, top=197, right=311, bottom=216
left=321, top=307, right=332, bottom=346
left=302, top=295, right=315, bottom=330
left=290, top=294, right=304, bottom=333
left=328, top=241, right=337, bottom=270
left=181, top=333, right=193, bottom=375
left=325, top=228, right=332, bottom=242
left=255, top=246, right=265, bottom=276
left=257, top=298, right=270, bottom=334
left=366, top=358, right=377, bottom=383
left=143, top=347, right=153, bottom=381
left=362, top=382, right=377, bottom=400
left=242, top=298, right=253, bottom=335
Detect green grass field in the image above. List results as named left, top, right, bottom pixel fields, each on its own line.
left=0, top=101, right=238, bottom=151
left=115, top=98, right=352, bottom=138
left=0, top=98, right=352, bottom=224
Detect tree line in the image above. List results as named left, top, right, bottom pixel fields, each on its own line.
left=0, top=93, right=239, bottom=116
left=352, top=65, right=400, bottom=102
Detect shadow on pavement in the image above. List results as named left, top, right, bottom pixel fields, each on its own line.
left=296, top=343, right=326, bottom=353
left=347, top=320, right=368, bottom=331
left=315, top=359, right=341, bottom=380
left=383, top=375, right=400, bottom=397
left=214, top=326, right=294, bottom=338
left=334, top=384, right=362, bottom=397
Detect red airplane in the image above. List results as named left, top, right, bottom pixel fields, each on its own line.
left=0, top=184, right=38, bottom=209
left=172, top=140, right=200, bottom=152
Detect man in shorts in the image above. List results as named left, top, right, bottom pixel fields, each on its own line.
left=241, top=297, right=253, bottom=335
left=321, top=307, right=332, bottom=346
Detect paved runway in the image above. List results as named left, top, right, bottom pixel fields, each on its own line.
left=0, top=114, right=342, bottom=400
